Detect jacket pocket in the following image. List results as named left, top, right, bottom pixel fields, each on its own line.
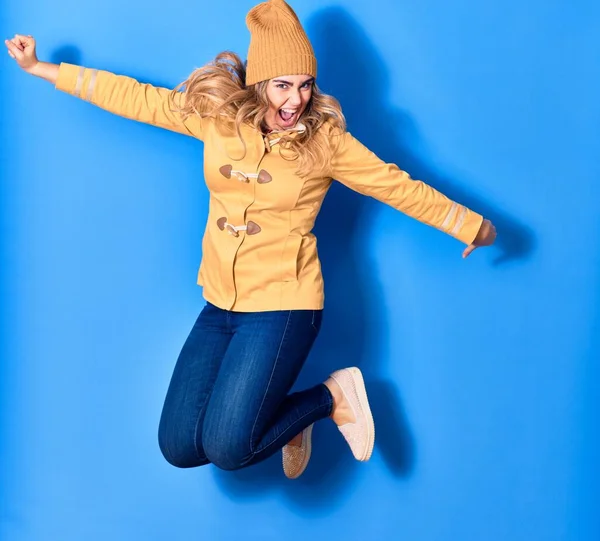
left=280, top=235, right=303, bottom=282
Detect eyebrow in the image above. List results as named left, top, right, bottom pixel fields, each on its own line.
left=273, top=78, right=315, bottom=86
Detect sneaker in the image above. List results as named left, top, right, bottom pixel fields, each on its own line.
left=329, top=367, right=375, bottom=461
left=282, top=424, right=313, bottom=479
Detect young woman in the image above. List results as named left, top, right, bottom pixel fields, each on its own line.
left=5, top=0, right=496, bottom=480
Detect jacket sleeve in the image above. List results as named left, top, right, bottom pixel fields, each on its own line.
left=329, top=130, right=484, bottom=245
left=55, top=62, right=203, bottom=140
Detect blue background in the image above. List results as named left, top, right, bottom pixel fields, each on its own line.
left=2, top=1, right=599, bottom=540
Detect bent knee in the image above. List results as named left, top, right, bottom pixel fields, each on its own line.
left=158, top=431, right=209, bottom=469
left=204, top=445, right=251, bottom=471
left=202, top=431, right=253, bottom=471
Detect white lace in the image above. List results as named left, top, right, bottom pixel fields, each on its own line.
left=228, top=170, right=260, bottom=183
left=266, top=122, right=306, bottom=148
left=223, top=222, right=247, bottom=236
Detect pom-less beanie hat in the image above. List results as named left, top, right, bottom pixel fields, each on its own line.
left=245, top=0, right=317, bottom=86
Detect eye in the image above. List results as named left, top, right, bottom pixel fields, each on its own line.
left=276, top=83, right=288, bottom=89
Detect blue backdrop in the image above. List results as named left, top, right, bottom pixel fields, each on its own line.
left=2, top=1, right=599, bottom=540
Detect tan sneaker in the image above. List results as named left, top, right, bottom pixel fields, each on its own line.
left=329, top=367, right=375, bottom=461
left=282, top=424, right=313, bottom=479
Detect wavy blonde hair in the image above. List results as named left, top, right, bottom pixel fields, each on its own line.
left=174, top=51, right=346, bottom=178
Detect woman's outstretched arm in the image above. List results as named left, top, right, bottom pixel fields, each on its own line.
left=329, top=130, right=496, bottom=258
left=5, top=34, right=204, bottom=139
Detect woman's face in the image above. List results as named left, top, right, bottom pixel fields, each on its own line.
left=263, top=74, right=314, bottom=131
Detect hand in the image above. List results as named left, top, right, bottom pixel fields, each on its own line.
left=462, top=219, right=496, bottom=259
left=5, top=34, right=39, bottom=73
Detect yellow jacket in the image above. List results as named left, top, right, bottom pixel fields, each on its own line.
left=55, top=63, right=484, bottom=312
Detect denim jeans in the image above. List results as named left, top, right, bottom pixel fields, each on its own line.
left=158, top=302, right=334, bottom=470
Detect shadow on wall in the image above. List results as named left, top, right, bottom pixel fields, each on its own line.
left=213, top=7, right=534, bottom=511
left=50, top=46, right=81, bottom=67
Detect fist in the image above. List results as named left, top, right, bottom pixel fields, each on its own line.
left=5, top=34, right=38, bottom=72
left=462, top=219, right=497, bottom=259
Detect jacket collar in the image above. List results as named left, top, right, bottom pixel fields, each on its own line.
left=263, top=122, right=306, bottom=149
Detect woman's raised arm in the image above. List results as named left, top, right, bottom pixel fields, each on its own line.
left=329, top=130, right=496, bottom=258
left=5, top=34, right=204, bottom=140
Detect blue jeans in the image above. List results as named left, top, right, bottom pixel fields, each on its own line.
left=158, top=302, right=334, bottom=470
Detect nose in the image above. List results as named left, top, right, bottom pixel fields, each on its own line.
left=288, top=89, right=302, bottom=106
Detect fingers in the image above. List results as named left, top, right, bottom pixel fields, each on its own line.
left=482, top=219, right=496, bottom=243
left=10, top=36, right=25, bottom=51
left=5, top=39, right=24, bottom=60
left=483, top=219, right=497, bottom=245
left=462, top=218, right=498, bottom=258
left=462, top=244, right=478, bottom=259
left=13, top=34, right=34, bottom=49
left=5, top=34, right=34, bottom=53
left=5, top=33, right=36, bottom=68
left=489, top=222, right=497, bottom=243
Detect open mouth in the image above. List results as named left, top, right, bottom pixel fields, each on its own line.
left=278, top=108, right=299, bottom=126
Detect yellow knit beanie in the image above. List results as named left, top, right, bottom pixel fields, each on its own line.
left=245, top=0, right=317, bottom=86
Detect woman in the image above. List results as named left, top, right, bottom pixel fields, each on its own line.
left=5, top=0, right=496, bottom=480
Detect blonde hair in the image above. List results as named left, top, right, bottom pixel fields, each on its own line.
left=175, top=51, right=346, bottom=178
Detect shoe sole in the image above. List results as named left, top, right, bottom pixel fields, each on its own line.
left=335, top=367, right=375, bottom=461
left=286, top=423, right=313, bottom=479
